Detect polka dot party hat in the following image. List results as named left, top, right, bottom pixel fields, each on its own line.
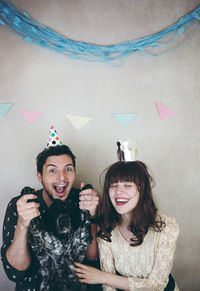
left=46, top=125, right=63, bottom=148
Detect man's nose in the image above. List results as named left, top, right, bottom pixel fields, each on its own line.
left=58, top=171, right=66, bottom=180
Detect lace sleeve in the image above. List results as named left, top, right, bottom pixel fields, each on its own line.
left=97, top=237, right=117, bottom=291
left=128, top=216, right=179, bottom=291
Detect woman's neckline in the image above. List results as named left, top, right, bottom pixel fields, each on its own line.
left=117, top=224, right=135, bottom=243
left=117, top=224, right=150, bottom=245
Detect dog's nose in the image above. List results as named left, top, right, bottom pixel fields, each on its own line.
left=57, top=214, right=71, bottom=237
left=58, top=214, right=68, bottom=227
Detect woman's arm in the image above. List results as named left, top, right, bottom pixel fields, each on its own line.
left=74, top=262, right=130, bottom=290
left=77, top=235, right=130, bottom=291
left=74, top=263, right=154, bottom=291
left=76, top=236, right=119, bottom=291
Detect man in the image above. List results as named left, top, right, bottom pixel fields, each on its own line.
left=1, top=136, right=99, bottom=290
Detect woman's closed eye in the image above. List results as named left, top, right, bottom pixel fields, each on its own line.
left=110, top=184, right=117, bottom=188
left=124, top=184, right=134, bottom=187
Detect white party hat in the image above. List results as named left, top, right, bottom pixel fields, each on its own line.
left=116, top=140, right=137, bottom=161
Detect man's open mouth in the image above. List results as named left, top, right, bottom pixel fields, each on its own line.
left=54, top=184, right=67, bottom=194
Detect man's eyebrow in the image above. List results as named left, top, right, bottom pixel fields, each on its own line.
left=46, top=164, right=57, bottom=168
left=65, top=163, right=74, bottom=167
left=46, top=163, right=74, bottom=167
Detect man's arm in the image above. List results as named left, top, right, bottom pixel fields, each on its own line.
left=85, top=223, right=98, bottom=260
left=6, top=222, right=31, bottom=270
left=6, top=194, right=40, bottom=270
left=79, top=182, right=99, bottom=261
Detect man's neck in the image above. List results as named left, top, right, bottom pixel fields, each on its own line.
left=42, top=190, right=54, bottom=208
left=42, top=189, right=72, bottom=208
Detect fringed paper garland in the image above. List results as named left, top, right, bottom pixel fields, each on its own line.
left=0, top=0, right=200, bottom=62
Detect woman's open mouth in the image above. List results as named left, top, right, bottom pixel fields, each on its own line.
left=115, top=198, right=129, bottom=206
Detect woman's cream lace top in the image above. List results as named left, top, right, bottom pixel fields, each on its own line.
left=97, top=214, right=179, bottom=291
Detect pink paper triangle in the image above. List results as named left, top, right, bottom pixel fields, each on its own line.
left=156, top=103, right=177, bottom=119
left=20, top=110, right=43, bottom=123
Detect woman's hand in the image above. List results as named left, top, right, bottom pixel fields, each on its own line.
left=74, top=262, right=105, bottom=285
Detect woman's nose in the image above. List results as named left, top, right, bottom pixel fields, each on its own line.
left=116, top=186, right=123, bottom=194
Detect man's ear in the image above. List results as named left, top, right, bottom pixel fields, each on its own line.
left=37, top=172, right=42, bottom=183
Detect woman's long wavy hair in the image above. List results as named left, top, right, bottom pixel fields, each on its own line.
left=97, top=161, right=165, bottom=246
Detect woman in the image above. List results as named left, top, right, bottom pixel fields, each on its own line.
left=74, top=161, right=179, bottom=291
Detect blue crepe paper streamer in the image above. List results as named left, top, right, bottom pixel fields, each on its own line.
left=0, top=0, right=200, bottom=62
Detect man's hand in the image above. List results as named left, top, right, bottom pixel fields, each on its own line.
left=79, top=182, right=99, bottom=217
left=16, top=194, right=40, bottom=229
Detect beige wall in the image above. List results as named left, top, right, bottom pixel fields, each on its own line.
left=0, top=0, right=200, bottom=290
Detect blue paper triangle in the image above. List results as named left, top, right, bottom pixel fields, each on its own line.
left=112, top=113, right=136, bottom=126
left=0, top=104, right=13, bottom=117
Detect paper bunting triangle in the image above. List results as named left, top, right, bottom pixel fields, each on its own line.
left=20, top=110, right=43, bottom=123
left=112, top=113, right=136, bottom=126
left=0, top=104, right=13, bottom=117
left=156, top=103, right=177, bottom=119
left=66, top=114, right=91, bottom=130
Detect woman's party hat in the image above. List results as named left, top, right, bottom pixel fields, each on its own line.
left=116, top=140, right=137, bottom=161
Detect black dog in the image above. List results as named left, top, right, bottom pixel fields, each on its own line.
left=21, top=187, right=92, bottom=291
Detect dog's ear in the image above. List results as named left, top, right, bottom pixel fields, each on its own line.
left=69, top=184, right=93, bottom=229
left=80, top=210, right=90, bottom=224
left=42, top=211, right=57, bottom=233
left=71, top=210, right=91, bottom=232
left=67, top=189, right=80, bottom=207
left=70, top=207, right=81, bottom=230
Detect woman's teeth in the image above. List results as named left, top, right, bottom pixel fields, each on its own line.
left=116, top=198, right=129, bottom=204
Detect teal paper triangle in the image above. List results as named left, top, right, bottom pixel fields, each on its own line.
left=0, top=104, right=13, bottom=117
left=112, top=113, right=136, bottom=126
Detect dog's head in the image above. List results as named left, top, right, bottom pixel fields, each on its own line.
left=41, top=199, right=70, bottom=238
left=56, top=212, right=72, bottom=238
left=42, top=199, right=89, bottom=239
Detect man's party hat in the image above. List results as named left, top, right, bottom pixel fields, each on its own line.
left=46, top=125, right=63, bottom=148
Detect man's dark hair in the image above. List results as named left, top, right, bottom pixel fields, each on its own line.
left=36, top=145, right=76, bottom=174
